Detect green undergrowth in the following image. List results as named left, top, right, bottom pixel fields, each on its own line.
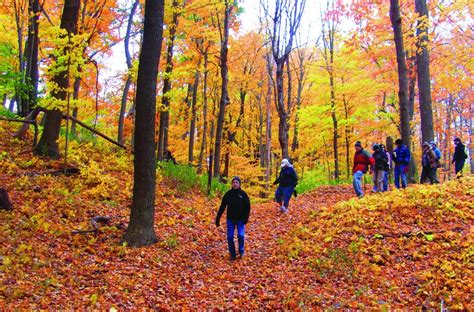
left=296, top=168, right=352, bottom=194
left=284, top=177, right=473, bottom=309
left=158, top=161, right=228, bottom=198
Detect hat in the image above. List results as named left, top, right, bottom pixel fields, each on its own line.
left=429, top=140, right=436, bottom=146
left=395, top=139, right=403, bottom=145
left=373, top=144, right=380, bottom=151
left=454, top=137, right=461, bottom=143
left=231, top=176, right=241, bottom=185
left=281, top=159, right=290, bottom=167
left=380, top=144, right=385, bottom=149
left=354, top=141, right=362, bottom=147
left=423, top=142, right=430, bottom=148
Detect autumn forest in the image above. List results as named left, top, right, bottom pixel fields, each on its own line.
left=0, top=0, right=473, bottom=309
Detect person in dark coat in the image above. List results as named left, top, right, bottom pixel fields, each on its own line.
left=372, top=144, right=389, bottom=192
left=452, top=137, right=468, bottom=177
left=215, top=176, right=251, bottom=260
left=420, top=142, right=438, bottom=184
left=274, top=158, right=298, bottom=213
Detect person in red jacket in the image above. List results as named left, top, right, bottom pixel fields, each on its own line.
left=352, top=141, right=375, bottom=198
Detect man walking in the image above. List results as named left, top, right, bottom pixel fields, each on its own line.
left=215, top=176, right=251, bottom=260
left=274, top=159, right=298, bottom=213
left=452, top=137, right=468, bottom=177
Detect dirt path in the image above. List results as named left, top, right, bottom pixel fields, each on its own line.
left=154, top=185, right=355, bottom=308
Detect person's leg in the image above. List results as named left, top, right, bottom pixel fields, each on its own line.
left=420, top=166, right=427, bottom=184
left=372, top=172, right=377, bottom=192
left=394, top=166, right=401, bottom=189
left=455, top=160, right=465, bottom=176
left=376, top=171, right=385, bottom=192
left=383, top=171, right=389, bottom=191
left=226, top=219, right=236, bottom=259
left=353, top=171, right=364, bottom=197
left=275, top=187, right=283, bottom=206
left=282, top=187, right=293, bottom=210
left=236, top=220, right=245, bottom=257
left=401, top=165, right=408, bottom=188
left=432, top=167, right=439, bottom=183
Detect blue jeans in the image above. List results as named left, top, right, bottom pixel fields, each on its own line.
left=275, top=186, right=294, bottom=208
left=352, top=170, right=364, bottom=196
left=227, top=220, right=245, bottom=258
left=394, top=165, right=407, bottom=188
left=383, top=171, right=389, bottom=191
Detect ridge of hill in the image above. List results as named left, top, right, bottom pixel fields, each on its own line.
left=0, top=122, right=472, bottom=309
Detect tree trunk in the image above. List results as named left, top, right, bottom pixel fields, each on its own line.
left=213, top=1, right=232, bottom=178
left=198, top=50, right=209, bottom=174
left=390, top=0, right=412, bottom=153
left=118, top=0, right=139, bottom=145
left=158, top=0, right=179, bottom=161
left=415, top=0, right=434, bottom=143
left=33, top=0, right=80, bottom=158
left=276, top=62, right=289, bottom=159
left=122, top=0, right=164, bottom=247
left=188, top=70, right=199, bottom=165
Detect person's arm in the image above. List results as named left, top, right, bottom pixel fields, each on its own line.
left=291, top=167, right=298, bottom=187
left=273, top=171, right=281, bottom=185
left=215, top=193, right=228, bottom=227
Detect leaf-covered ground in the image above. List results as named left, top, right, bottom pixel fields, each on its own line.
left=0, top=123, right=473, bottom=309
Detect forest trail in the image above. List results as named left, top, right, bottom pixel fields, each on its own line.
left=143, top=185, right=356, bottom=308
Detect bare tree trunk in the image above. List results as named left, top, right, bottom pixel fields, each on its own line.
left=118, top=0, right=139, bottom=145
left=34, top=0, right=81, bottom=158
left=198, top=50, right=209, bottom=174
left=213, top=1, right=232, bottom=178
left=122, top=0, right=164, bottom=247
left=390, top=0, right=412, bottom=155
left=415, top=0, right=434, bottom=143
left=262, top=0, right=305, bottom=160
left=188, top=70, right=199, bottom=165
left=158, top=0, right=180, bottom=160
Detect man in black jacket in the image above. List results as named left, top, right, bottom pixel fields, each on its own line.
left=215, top=176, right=251, bottom=260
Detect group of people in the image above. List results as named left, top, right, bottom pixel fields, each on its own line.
left=352, top=137, right=468, bottom=198
left=214, top=137, right=468, bottom=261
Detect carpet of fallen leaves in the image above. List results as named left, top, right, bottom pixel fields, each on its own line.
left=0, top=123, right=473, bottom=309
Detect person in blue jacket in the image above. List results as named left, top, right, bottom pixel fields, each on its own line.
left=274, top=159, right=298, bottom=213
left=215, top=176, right=251, bottom=260
left=392, top=139, right=411, bottom=189
left=430, top=141, right=441, bottom=183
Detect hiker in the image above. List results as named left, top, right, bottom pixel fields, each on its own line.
left=380, top=144, right=392, bottom=191
left=215, top=176, right=251, bottom=260
left=352, top=141, right=374, bottom=198
left=392, top=139, right=411, bottom=189
left=372, top=144, right=389, bottom=192
left=430, top=141, right=441, bottom=183
left=452, top=137, right=468, bottom=177
left=420, top=142, right=438, bottom=184
left=273, top=158, right=298, bottom=213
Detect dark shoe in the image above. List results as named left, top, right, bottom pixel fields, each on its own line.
left=238, top=253, right=244, bottom=259
left=229, top=255, right=236, bottom=261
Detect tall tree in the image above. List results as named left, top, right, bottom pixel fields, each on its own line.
left=321, top=0, right=340, bottom=180
left=33, top=0, right=81, bottom=158
left=261, top=0, right=306, bottom=160
left=213, top=0, right=233, bottom=178
left=122, top=0, right=164, bottom=247
left=158, top=0, right=181, bottom=161
left=415, top=0, right=434, bottom=143
left=389, top=0, right=411, bottom=149
left=118, top=0, right=139, bottom=145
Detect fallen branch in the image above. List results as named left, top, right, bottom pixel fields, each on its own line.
left=72, top=216, right=112, bottom=234
left=62, top=114, right=127, bottom=150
